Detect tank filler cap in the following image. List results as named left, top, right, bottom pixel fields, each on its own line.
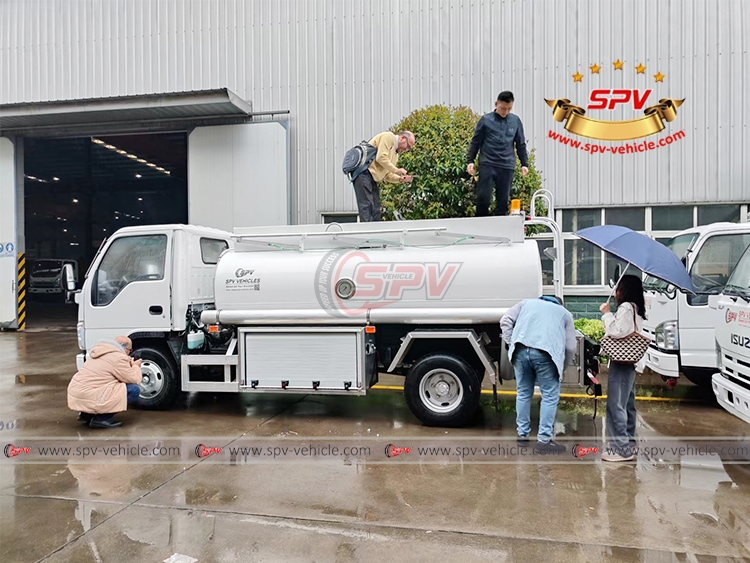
left=336, top=278, right=356, bottom=300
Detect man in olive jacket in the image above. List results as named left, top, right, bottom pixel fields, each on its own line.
left=352, top=130, right=415, bottom=222
left=67, top=336, right=143, bottom=429
left=466, top=91, right=529, bottom=216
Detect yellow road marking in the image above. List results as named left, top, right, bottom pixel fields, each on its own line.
left=371, top=385, right=699, bottom=402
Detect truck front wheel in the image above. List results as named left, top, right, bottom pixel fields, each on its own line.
left=404, top=353, right=481, bottom=427
left=134, top=346, right=181, bottom=410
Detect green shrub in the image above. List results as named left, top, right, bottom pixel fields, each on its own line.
left=380, top=105, right=544, bottom=221
left=574, top=318, right=605, bottom=342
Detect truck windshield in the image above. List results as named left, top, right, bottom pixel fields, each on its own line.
left=724, top=245, right=750, bottom=301
left=643, top=234, right=697, bottom=293
left=686, top=233, right=750, bottom=305
left=31, top=261, right=62, bottom=276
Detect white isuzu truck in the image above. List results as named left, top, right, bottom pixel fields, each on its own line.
left=642, top=223, right=750, bottom=388
left=69, top=192, right=594, bottom=427
left=712, top=244, right=750, bottom=424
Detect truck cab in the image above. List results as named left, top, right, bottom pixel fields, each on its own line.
left=712, top=244, right=750, bottom=423
left=642, top=223, right=750, bottom=387
left=75, top=224, right=234, bottom=408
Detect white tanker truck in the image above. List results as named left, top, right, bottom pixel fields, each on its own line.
left=70, top=191, right=594, bottom=427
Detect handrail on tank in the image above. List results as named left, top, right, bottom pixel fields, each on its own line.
left=325, top=222, right=345, bottom=232
left=236, top=226, right=448, bottom=239
left=526, top=189, right=564, bottom=299
left=530, top=189, right=555, bottom=220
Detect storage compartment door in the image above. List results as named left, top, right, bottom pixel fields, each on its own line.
left=240, top=328, right=365, bottom=392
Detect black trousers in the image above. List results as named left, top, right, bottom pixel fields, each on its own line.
left=352, top=170, right=381, bottom=222
left=476, top=165, right=514, bottom=217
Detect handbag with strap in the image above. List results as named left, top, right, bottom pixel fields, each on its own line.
left=599, top=304, right=650, bottom=365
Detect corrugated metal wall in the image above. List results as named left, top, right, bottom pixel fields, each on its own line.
left=1, top=0, right=748, bottom=223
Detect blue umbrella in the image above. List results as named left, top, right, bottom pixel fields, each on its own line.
left=575, top=225, right=695, bottom=295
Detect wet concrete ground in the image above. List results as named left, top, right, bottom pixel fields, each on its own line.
left=1, top=328, right=750, bottom=562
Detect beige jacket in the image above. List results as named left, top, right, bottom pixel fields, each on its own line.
left=367, top=131, right=402, bottom=183
left=67, top=343, right=143, bottom=414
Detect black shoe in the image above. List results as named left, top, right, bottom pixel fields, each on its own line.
left=89, top=419, right=123, bottom=429
left=534, top=441, right=566, bottom=454
left=517, top=436, right=530, bottom=446
left=78, top=412, right=93, bottom=424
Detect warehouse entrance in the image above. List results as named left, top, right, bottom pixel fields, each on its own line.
left=23, top=132, right=188, bottom=328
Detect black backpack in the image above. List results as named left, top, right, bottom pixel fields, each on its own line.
left=342, top=141, right=377, bottom=182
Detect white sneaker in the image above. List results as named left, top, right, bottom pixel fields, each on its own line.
left=601, top=452, right=635, bottom=462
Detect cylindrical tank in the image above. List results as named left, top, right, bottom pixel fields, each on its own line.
left=206, top=241, right=542, bottom=324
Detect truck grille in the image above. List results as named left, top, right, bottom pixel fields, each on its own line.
left=31, top=280, right=58, bottom=288
left=722, top=352, right=750, bottom=391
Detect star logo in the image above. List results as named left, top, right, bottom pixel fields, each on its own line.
left=613, top=59, right=624, bottom=70
left=635, top=63, right=647, bottom=74
left=654, top=71, right=665, bottom=83
left=572, top=71, right=584, bottom=83
left=590, top=63, right=601, bottom=74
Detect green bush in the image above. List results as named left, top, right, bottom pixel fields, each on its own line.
left=574, top=318, right=607, bottom=363
left=380, top=105, right=544, bottom=221
left=574, top=318, right=605, bottom=343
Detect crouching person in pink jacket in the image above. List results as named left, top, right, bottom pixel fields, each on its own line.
left=67, top=336, right=143, bottom=429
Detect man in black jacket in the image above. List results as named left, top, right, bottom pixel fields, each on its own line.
left=466, top=91, right=529, bottom=216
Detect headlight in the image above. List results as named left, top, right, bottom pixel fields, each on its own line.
left=654, top=321, right=679, bottom=350
left=76, top=321, right=86, bottom=351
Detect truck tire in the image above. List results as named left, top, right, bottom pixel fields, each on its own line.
left=681, top=368, right=714, bottom=389
left=404, top=353, right=481, bottom=427
left=134, top=346, right=181, bottom=410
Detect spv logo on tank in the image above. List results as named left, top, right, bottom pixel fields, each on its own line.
left=315, top=250, right=462, bottom=318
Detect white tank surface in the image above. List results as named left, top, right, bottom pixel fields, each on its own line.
left=206, top=240, right=543, bottom=325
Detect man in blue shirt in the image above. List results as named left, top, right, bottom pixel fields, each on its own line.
left=466, top=91, right=529, bottom=216
left=500, top=296, right=578, bottom=453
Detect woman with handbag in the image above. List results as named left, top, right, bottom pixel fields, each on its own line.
left=599, top=274, right=648, bottom=462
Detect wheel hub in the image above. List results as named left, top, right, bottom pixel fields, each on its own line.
left=434, top=381, right=451, bottom=397
left=418, top=369, right=464, bottom=414
left=139, top=360, right=164, bottom=399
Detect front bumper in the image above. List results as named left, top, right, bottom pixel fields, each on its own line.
left=712, top=372, right=750, bottom=425
left=76, top=354, right=85, bottom=371
left=644, top=347, right=680, bottom=379
left=29, top=287, right=63, bottom=294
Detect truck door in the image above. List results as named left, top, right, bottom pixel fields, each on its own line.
left=83, top=231, right=173, bottom=344
left=679, top=232, right=750, bottom=370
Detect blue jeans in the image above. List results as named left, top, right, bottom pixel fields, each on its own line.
left=92, top=384, right=141, bottom=423
left=514, top=345, right=562, bottom=443
left=606, top=362, right=637, bottom=455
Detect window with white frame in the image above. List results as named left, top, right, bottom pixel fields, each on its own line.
left=535, top=203, right=749, bottom=288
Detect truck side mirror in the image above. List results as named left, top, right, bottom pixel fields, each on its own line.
left=63, top=263, right=76, bottom=291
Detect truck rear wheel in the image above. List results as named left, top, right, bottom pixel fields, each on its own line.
left=404, top=353, right=481, bottom=427
left=134, top=346, right=181, bottom=410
